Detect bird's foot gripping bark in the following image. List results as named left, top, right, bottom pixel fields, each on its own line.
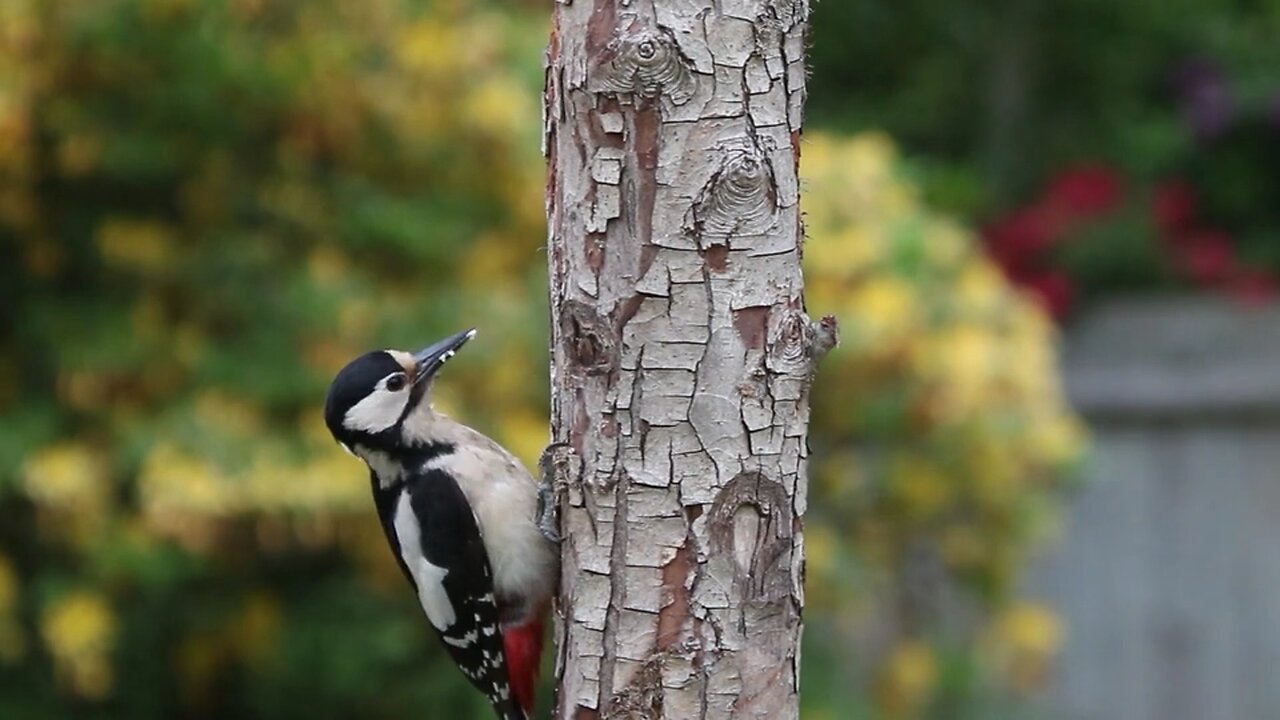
left=537, top=442, right=573, bottom=544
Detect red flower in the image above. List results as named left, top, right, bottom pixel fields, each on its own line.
left=1152, top=181, right=1197, bottom=236
left=1173, top=231, right=1237, bottom=285
left=984, top=206, right=1062, bottom=269
left=1043, top=165, right=1123, bottom=218
left=1023, top=271, right=1075, bottom=319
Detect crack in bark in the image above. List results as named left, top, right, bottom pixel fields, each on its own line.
left=599, top=471, right=631, bottom=710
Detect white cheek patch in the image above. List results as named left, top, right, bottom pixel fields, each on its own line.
left=393, top=492, right=457, bottom=631
left=343, top=387, right=409, bottom=434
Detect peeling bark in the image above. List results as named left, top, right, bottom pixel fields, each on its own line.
left=543, top=1, right=817, bottom=718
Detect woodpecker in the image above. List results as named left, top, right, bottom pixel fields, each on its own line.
left=323, top=329, right=558, bottom=720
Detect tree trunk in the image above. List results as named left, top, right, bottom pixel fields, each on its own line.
left=543, top=1, right=822, bottom=718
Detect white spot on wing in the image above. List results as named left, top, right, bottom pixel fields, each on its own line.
left=393, top=492, right=456, bottom=631
left=443, top=629, right=478, bottom=648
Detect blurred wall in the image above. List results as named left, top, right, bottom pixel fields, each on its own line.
left=1034, top=297, right=1280, bottom=720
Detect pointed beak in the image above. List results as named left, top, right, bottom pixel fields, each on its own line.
left=412, top=328, right=476, bottom=386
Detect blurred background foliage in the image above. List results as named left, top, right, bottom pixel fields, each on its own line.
left=29, top=0, right=1280, bottom=716
left=2, top=1, right=549, bottom=717
left=801, top=133, right=1081, bottom=719
left=810, top=0, right=1280, bottom=320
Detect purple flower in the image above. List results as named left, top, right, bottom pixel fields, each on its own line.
left=1174, top=57, right=1235, bottom=141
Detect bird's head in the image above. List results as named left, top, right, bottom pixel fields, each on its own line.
left=324, top=328, right=475, bottom=453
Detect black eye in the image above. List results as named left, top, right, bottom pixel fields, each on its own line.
left=386, top=375, right=406, bottom=392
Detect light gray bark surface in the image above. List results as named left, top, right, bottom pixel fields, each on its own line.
left=542, top=1, right=821, bottom=718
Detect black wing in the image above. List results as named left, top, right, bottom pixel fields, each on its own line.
left=372, top=469, right=523, bottom=720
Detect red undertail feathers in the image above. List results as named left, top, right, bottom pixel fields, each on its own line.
left=501, top=616, right=545, bottom=715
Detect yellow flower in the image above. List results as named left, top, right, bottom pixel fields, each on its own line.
left=988, top=602, right=1064, bottom=691
left=95, top=218, right=176, bottom=272
left=845, top=132, right=897, bottom=187
left=971, top=446, right=1020, bottom=510
left=21, top=443, right=109, bottom=515
left=1027, top=415, right=1089, bottom=469
left=921, top=220, right=968, bottom=268
left=138, top=443, right=234, bottom=518
left=395, top=20, right=460, bottom=78
left=41, top=592, right=117, bottom=699
left=307, top=246, right=350, bottom=285
left=889, top=456, right=953, bottom=521
left=462, top=232, right=524, bottom=286
left=998, top=603, right=1064, bottom=656
left=193, top=391, right=264, bottom=436
left=844, top=275, right=917, bottom=347
left=804, top=523, right=838, bottom=579
left=878, top=641, right=938, bottom=718
left=953, top=259, right=1007, bottom=316
left=463, top=75, right=531, bottom=138
left=927, top=322, right=1000, bottom=421
left=805, top=226, right=881, bottom=278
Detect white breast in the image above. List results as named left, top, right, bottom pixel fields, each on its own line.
left=400, top=407, right=559, bottom=619
left=426, top=440, right=557, bottom=617
left=393, top=491, right=457, bottom=631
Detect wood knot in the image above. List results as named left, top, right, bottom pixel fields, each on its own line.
left=686, top=141, right=778, bottom=246
left=707, top=472, right=794, bottom=602
left=590, top=27, right=695, bottom=104
left=766, top=308, right=812, bottom=374
left=560, top=300, right=617, bottom=376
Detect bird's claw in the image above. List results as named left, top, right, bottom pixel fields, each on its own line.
left=537, top=442, right=572, bottom=544
left=537, top=482, right=561, bottom=544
